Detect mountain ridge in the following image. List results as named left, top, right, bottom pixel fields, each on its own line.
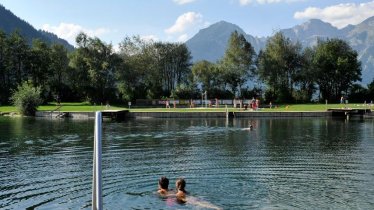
left=186, top=17, right=374, bottom=84
left=0, top=4, right=74, bottom=51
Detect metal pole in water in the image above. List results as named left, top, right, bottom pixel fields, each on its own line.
left=92, top=111, right=103, bottom=210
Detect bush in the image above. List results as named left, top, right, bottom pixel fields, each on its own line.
left=11, top=82, right=42, bottom=116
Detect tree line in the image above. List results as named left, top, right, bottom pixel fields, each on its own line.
left=1, top=29, right=374, bottom=106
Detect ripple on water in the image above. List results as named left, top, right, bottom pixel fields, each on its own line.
left=1, top=118, right=374, bottom=209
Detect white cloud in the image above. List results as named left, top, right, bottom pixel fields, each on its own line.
left=42, top=22, right=110, bottom=45
left=294, top=1, right=374, bottom=28
left=239, top=0, right=303, bottom=6
left=112, top=44, right=121, bottom=53
left=239, top=0, right=252, bottom=6
left=177, top=34, right=189, bottom=42
left=165, top=12, right=203, bottom=34
left=140, top=35, right=159, bottom=42
left=173, top=0, right=196, bottom=5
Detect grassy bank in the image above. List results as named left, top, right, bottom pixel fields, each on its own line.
left=1, top=102, right=372, bottom=114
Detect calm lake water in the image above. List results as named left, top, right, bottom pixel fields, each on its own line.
left=0, top=116, right=374, bottom=209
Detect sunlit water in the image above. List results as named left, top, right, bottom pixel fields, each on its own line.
left=0, top=117, right=374, bottom=209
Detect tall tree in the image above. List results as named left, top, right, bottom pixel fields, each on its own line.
left=71, top=33, right=120, bottom=103
left=118, top=36, right=155, bottom=100
left=192, top=60, right=221, bottom=92
left=257, top=32, right=302, bottom=102
left=0, top=30, right=8, bottom=104
left=49, top=44, right=69, bottom=101
left=155, top=42, right=192, bottom=95
left=313, top=38, right=361, bottom=101
left=28, top=39, right=51, bottom=99
left=220, top=31, right=256, bottom=96
left=118, top=36, right=192, bottom=100
left=294, top=47, right=316, bottom=102
left=5, top=30, right=29, bottom=87
left=367, top=79, right=374, bottom=103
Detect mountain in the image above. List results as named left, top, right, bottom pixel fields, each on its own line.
left=0, top=5, right=74, bottom=51
left=186, top=21, right=265, bottom=63
left=186, top=18, right=374, bottom=84
left=280, top=19, right=343, bottom=46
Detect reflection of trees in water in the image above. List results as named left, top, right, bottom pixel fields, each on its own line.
left=263, top=118, right=362, bottom=157
left=1, top=117, right=93, bottom=156
left=259, top=118, right=368, bottom=209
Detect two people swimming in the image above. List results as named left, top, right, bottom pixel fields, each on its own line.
left=157, top=176, right=186, bottom=203
left=157, top=176, right=221, bottom=209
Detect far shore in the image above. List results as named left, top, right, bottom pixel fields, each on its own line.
left=1, top=102, right=373, bottom=117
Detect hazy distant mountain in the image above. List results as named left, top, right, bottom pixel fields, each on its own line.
left=186, top=21, right=265, bottom=62
left=280, top=19, right=343, bottom=46
left=186, top=18, right=374, bottom=84
left=0, top=4, right=74, bottom=51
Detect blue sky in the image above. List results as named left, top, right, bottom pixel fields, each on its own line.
left=0, top=0, right=372, bottom=47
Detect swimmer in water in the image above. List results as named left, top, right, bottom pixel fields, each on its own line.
left=157, top=176, right=172, bottom=195
left=175, top=178, right=187, bottom=203
left=175, top=178, right=222, bottom=209
left=242, top=124, right=253, bottom=131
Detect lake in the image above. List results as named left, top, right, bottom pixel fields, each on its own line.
left=0, top=116, right=373, bottom=209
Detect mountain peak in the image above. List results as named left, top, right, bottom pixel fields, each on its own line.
left=199, top=20, right=245, bottom=35
left=359, top=16, right=374, bottom=26
left=0, top=4, right=74, bottom=50
left=186, top=20, right=263, bottom=62
left=280, top=18, right=340, bottom=42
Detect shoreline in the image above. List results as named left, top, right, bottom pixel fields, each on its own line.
left=1, top=109, right=372, bottom=119
left=34, top=110, right=332, bottom=119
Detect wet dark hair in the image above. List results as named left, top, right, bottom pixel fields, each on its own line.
left=158, top=176, right=169, bottom=189
left=176, top=178, right=186, bottom=192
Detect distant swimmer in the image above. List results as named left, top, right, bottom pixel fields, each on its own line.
left=242, top=124, right=253, bottom=131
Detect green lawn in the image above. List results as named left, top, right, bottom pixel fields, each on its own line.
left=261, top=103, right=371, bottom=112
left=1, top=102, right=372, bottom=114
left=0, top=106, right=17, bottom=113
left=37, top=102, right=126, bottom=112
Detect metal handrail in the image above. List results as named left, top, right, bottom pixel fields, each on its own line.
left=92, top=112, right=103, bottom=210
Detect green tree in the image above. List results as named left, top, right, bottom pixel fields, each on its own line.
left=0, top=30, right=8, bottom=104
left=118, top=36, right=154, bottom=100
left=28, top=39, right=52, bottom=100
left=49, top=44, right=70, bottom=101
left=153, top=42, right=192, bottom=97
left=71, top=33, right=120, bottom=103
left=257, top=32, right=302, bottom=103
left=192, top=60, right=219, bottom=91
left=293, top=47, right=316, bottom=102
left=368, top=78, right=374, bottom=102
left=118, top=36, right=192, bottom=100
left=313, top=39, right=361, bottom=101
left=348, top=84, right=368, bottom=103
left=11, top=81, right=42, bottom=116
left=220, top=31, right=256, bottom=96
left=5, top=30, right=29, bottom=90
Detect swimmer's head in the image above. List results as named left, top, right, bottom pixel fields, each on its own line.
left=176, top=178, right=186, bottom=192
left=158, top=176, right=169, bottom=190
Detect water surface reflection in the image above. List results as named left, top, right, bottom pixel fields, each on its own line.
left=0, top=117, right=373, bottom=209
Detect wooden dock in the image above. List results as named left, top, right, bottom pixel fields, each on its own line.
left=36, top=110, right=129, bottom=121
left=328, top=108, right=371, bottom=118
left=101, top=110, right=129, bottom=121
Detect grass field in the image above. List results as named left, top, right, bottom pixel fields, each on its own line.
left=1, top=102, right=372, bottom=114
